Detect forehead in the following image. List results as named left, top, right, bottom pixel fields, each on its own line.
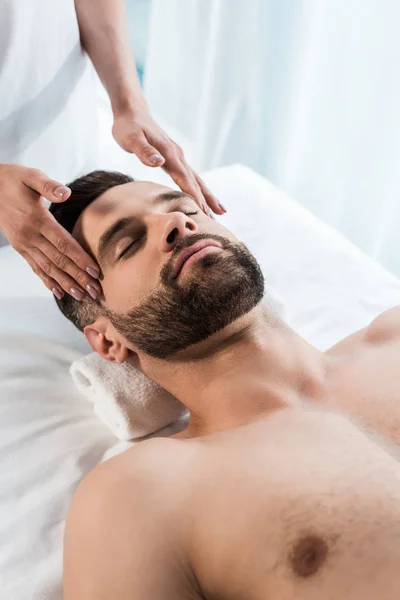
left=72, top=180, right=175, bottom=247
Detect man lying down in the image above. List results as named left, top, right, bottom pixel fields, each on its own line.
left=51, top=171, right=400, bottom=600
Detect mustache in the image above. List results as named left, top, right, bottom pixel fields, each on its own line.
left=160, top=233, right=233, bottom=285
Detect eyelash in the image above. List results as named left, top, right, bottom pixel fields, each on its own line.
left=119, top=239, right=141, bottom=259
left=118, top=210, right=199, bottom=260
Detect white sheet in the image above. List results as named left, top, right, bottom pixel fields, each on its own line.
left=0, top=164, right=399, bottom=599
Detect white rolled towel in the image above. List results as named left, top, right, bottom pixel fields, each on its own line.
left=70, top=353, right=188, bottom=441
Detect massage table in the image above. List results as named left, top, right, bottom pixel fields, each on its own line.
left=1, top=160, right=399, bottom=598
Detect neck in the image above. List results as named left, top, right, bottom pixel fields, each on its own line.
left=137, top=305, right=329, bottom=436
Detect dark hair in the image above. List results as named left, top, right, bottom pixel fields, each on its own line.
left=49, top=170, right=134, bottom=331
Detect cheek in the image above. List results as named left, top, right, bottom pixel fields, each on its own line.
left=101, top=265, right=157, bottom=313
left=211, top=222, right=239, bottom=243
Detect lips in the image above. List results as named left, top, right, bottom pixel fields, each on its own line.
left=172, top=239, right=222, bottom=279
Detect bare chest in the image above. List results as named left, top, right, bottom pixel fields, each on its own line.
left=324, top=338, right=400, bottom=444
left=188, top=409, right=400, bottom=600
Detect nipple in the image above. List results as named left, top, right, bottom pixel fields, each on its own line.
left=289, top=534, right=329, bottom=578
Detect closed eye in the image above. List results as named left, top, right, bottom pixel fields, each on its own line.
left=118, top=238, right=142, bottom=260
left=118, top=210, right=198, bottom=260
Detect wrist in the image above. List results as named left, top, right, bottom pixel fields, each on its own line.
left=111, top=87, right=149, bottom=120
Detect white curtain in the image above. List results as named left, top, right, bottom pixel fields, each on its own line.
left=145, top=0, right=400, bottom=276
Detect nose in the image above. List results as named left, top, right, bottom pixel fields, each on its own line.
left=158, top=212, right=198, bottom=253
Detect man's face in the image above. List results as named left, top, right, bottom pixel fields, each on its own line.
left=73, top=181, right=264, bottom=358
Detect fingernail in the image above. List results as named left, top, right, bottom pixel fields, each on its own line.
left=86, top=284, right=98, bottom=300
left=54, top=186, right=70, bottom=199
left=149, top=153, right=164, bottom=164
left=70, top=287, right=85, bottom=301
left=218, top=203, right=227, bottom=213
left=86, top=266, right=100, bottom=278
left=52, top=287, right=64, bottom=300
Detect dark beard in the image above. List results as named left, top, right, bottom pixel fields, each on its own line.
left=106, top=234, right=265, bottom=359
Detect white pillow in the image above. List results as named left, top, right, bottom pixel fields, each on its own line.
left=1, top=164, right=400, bottom=599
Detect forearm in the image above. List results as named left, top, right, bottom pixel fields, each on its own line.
left=74, top=0, right=147, bottom=116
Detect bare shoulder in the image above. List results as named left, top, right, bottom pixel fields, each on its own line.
left=365, top=305, right=400, bottom=342
left=71, top=436, right=188, bottom=516
left=63, top=437, right=200, bottom=600
left=327, top=305, right=400, bottom=356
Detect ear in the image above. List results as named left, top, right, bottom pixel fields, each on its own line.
left=83, top=319, right=134, bottom=364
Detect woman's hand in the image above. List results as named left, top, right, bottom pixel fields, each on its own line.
left=112, top=109, right=226, bottom=217
left=0, top=163, right=102, bottom=301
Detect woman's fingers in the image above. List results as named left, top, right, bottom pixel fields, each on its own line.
left=113, top=111, right=222, bottom=214
left=35, top=236, right=102, bottom=299
left=27, top=245, right=98, bottom=301
left=125, top=128, right=166, bottom=168
left=152, top=137, right=219, bottom=217
left=120, top=115, right=221, bottom=216
left=195, top=174, right=226, bottom=215
left=0, top=163, right=101, bottom=297
left=170, top=165, right=207, bottom=211
left=140, top=130, right=206, bottom=210
left=22, top=168, right=71, bottom=202
left=41, top=215, right=101, bottom=282
left=21, top=251, right=65, bottom=300
left=159, top=147, right=211, bottom=214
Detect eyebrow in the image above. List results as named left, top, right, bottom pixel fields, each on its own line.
left=152, top=190, right=191, bottom=204
left=97, top=190, right=194, bottom=265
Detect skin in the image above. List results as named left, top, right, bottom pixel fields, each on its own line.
left=75, top=0, right=221, bottom=215
left=0, top=0, right=222, bottom=302
left=64, top=181, right=400, bottom=599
